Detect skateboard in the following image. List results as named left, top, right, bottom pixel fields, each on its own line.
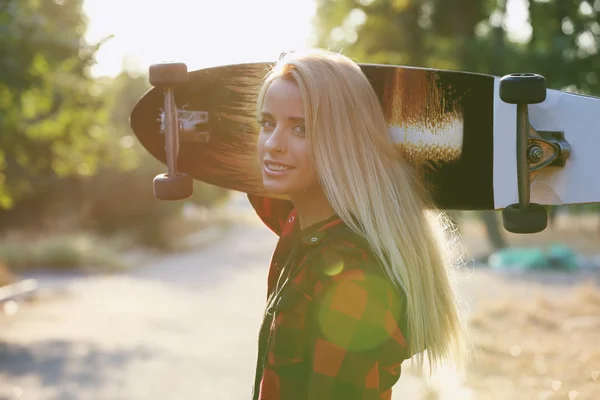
left=129, top=61, right=600, bottom=233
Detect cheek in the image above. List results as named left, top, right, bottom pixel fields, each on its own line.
left=296, top=145, right=318, bottom=179
left=256, top=133, right=266, bottom=159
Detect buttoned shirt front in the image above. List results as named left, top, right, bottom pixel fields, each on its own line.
left=248, top=194, right=410, bottom=400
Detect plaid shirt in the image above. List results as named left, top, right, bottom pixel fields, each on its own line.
left=249, top=195, right=410, bottom=400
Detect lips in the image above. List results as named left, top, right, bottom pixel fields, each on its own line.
left=263, top=160, right=294, bottom=169
left=262, top=159, right=295, bottom=176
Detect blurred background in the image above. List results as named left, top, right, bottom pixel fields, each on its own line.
left=0, top=0, right=599, bottom=399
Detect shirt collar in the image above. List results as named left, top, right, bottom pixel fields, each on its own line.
left=292, top=212, right=347, bottom=247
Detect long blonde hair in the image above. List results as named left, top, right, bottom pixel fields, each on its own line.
left=256, top=49, right=470, bottom=376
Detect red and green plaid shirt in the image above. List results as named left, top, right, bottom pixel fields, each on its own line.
left=248, top=194, right=411, bottom=399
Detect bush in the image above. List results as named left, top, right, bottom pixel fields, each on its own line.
left=0, top=150, right=231, bottom=250
left=79, top=153, right=231, bottom=248
left=0, top=261, right=15, bottom=287
left=0, top=233, right=128, bottom=273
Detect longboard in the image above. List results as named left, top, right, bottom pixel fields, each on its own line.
left=129, top=62, right=600, bottom=228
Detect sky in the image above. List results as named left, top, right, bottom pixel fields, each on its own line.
left=82, top=0, right=319, bottom=77
left=82, top=0, right=530, bottom=78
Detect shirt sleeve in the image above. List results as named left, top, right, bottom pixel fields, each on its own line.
left=247, top=194, right=295, bottom=236
left=305, top=245, right=410, bottom=399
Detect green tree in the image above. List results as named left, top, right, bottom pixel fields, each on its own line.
left=313, top=0, right=599, bottom=91
left=0, top=0, right=119, bottom=209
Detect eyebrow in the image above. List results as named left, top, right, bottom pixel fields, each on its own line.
left=260, top=111, right=304, bottom=123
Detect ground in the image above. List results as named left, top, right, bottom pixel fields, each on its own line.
left=0, top=193, right=599, bottom=399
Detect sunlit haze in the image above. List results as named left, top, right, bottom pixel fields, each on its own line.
left=83, top=0, right=530, bottom=78
left=83, top=0, right=318, bottom=77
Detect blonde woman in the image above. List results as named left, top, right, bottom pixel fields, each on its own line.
left=248, top=49, right=468, bottom=400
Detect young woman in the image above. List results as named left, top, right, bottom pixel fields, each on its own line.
left=248, top=49, right=468, bottom=400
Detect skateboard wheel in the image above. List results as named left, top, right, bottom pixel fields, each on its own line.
left=502, top=203, right=548, bottom=234
left=499, top=73, right=546, bottom=104
left=149, top=62, right=189, bottom=87
left=153, top=172, right=193, bottom=200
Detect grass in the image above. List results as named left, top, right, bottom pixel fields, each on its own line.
left=447, top=214, right=600, bottom=399
left=0, top=232, right=130, bottom=274
left=0, top=205, right=235, bottom=277
left=465, top=280, right=600, bottom=399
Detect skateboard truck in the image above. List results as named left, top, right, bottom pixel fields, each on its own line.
left=499, top=73, right=571, bottom=234
left=149, top=62, right=194, bottom=200
left=158, top=109, right=210, bottom=143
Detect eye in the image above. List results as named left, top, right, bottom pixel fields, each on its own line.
left=293, top=125, right=306, bottom=135
left=258, top=119, right=275, bottom=130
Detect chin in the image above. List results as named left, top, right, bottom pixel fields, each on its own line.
left=261, top=178, right=290, bottom=195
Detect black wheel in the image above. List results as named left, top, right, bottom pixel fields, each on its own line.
left=502, top=203, right=548, bottom=234
left=499, top=73, right=547, bottom=104
left=149, top=62, right=188, bottom=87
left=153, top=172, right=193, bottom=200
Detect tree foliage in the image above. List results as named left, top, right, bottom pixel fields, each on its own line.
left=0, top=0, right=122, bottom=208
left=313, top=0, right=600, bottom=94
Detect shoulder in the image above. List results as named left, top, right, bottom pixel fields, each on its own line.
left=306, top=224, right=381, bottom=276
left=306, top=228, right=404, bottom=312
left=247, top=194, right=295, bottom=236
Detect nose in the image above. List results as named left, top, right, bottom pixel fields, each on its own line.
left=264, top=126, right=287, bottom=152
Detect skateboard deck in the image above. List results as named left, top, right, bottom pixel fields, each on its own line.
left=130, top=62, right=600, bottom=211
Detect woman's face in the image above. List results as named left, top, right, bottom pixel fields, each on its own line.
left=257, top=78, right=320, bottom=198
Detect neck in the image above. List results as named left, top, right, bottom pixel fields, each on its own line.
left=290, top=188, right=336, bottom=230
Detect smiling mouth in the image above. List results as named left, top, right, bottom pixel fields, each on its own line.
left=264, top=162, right=294, bottom=171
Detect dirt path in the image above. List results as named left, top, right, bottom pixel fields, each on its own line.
left=0, top=194, right=276, bottom=400
left=0, top=193, right=598, bottom=399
